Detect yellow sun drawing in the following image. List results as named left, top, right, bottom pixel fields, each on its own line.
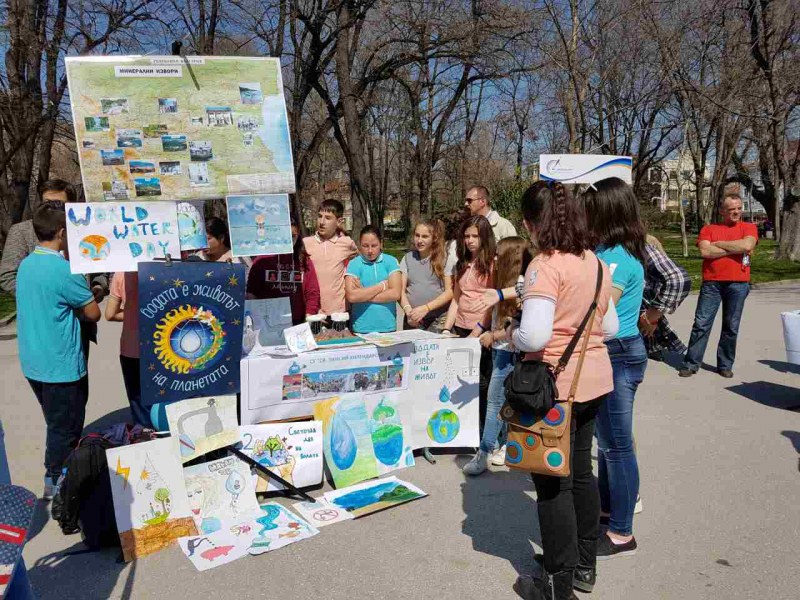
left=152, top=305, right=225, bottom=374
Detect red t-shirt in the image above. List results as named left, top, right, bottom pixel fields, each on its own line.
left=246, top=253, right=321, bottom=324
left=698, top=222, right=758, bottom=282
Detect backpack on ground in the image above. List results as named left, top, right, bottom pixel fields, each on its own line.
left=51, top=433, right=120, bottom=548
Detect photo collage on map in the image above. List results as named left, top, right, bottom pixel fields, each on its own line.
left=280, top=364, right=405, bottom=402
left=66, top=57, right=296, bottom=203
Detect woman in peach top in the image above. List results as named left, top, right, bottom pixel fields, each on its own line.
left=509, top=181, right=618, bottom=600
left=442, top=215, right=495, bottom=337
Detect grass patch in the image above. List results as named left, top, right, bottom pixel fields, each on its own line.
left=0, top=292, right=15, bottom=320
left=652, top=230, right=800, bottom=285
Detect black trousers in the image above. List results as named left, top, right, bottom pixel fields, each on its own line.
left=452, top=326, right=493, bottom=438
left=120, top=356, right=150, bottom=428
left=533, top=395, right=606, bottom=574
left=28, top=377, right=89, bottom=480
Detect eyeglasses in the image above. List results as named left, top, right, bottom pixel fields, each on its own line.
left=464, top=197, right=481, bottom=204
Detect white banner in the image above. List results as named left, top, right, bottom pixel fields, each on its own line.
left=539, top=154, right=632, bottom=184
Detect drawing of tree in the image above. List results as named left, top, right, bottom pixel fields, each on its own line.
left=154, top=488, right=171, bottom=516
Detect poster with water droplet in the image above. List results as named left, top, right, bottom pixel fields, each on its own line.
left=138, top=261, right=246, bottom=404
left=408, top=337, right=480, bottom=449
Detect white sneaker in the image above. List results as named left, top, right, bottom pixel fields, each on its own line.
left=634, top=494, right=643, bottom=514
left=463, top=450, right=489, bottom=476
left=43, top=475, right=56, bottom=500
left=490, top=445, right=507, bottom=466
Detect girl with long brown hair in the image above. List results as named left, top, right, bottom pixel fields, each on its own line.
left=462, top=237, right=532, bottom=475
left=442, top=215, right=496, bottom=337
left=509, top=181, right=618, bottom=600
left=399, top=218, right=455, bottom=332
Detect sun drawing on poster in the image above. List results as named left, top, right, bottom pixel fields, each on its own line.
left=153, top=305, right=225, bottom=374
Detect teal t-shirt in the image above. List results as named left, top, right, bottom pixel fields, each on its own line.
left=345, top=253, right=401, bottom=333
left=16, top=247, right=94, bottom=382
left=596, top=244, right=644, bottom=339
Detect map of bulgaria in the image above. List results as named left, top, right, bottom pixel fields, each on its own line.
left=65, top=56, right=296, bottom=202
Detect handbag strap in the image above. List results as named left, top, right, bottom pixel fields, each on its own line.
left=554, top=258, right=603, bottom=377
left=567, top=300, right=598, bottom=402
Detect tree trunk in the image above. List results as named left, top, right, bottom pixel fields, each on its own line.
left=778, top=196, right=800, bottom=260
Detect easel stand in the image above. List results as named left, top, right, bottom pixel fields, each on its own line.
left=226, top=443, right=316, bottom=503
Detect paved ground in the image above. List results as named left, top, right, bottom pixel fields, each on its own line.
left=1, top=285, right=799, bottom=600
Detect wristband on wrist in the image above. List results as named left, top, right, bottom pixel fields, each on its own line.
left=424, top=304, right=430, bottom=312
left=497, top=289, right=504, bottom=302
left=476, top=322, right=486, bottom=332
left=403, top=304, right=412, bottom=312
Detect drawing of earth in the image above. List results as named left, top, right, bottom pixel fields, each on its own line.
left=372, top=423, right=403, bottom=466
left=78, top=235, right=110, bottom=261
left=427, top=409, right=460, bottom=443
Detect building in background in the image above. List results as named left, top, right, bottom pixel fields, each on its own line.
left=648, top=151, right=709, bottom=213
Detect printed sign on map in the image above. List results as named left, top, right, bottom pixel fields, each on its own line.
left=65, top=55, right=296, bottom=202
left=138, top=261, right=245, bottom=404
left=65, top=202, right=180, bottom=274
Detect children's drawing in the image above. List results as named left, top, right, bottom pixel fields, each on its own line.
left=324, top=476, right=427, bottom=518
left=242, top=298, right=292, bottom=358
left=238, top=422, right=323, bottom=493
left=165, top=395, right=238, bottom=463
left=176, top=201, right=208, bottom=251
left=183, top=456, right=261, bottom=535
left=313, top=394, right=379, bottom=488
left=178, top=520, right=257, bottom=571
left=283, top=322, right=318, bottom=354
left=226, top=193, right=292, bottom=257
left=138, top=261, right=246, bottom=404
left=291, top=498, right=354, bottom=528
left=364, top=391, right=415, bottom=474
left=65, top=202, right=180, bottom=274
left=107, top=438, right=197, bottom=561
left=247, top=502, right=319, bottom=556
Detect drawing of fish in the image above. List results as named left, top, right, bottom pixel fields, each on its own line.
left=278, top=531, right=300, bottom=539
left=200, top=545, right=235, bottom=561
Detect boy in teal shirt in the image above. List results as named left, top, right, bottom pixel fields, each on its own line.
left=345, top=225, right=402, bottom=333
left=16, top=202, right=101, bottom=498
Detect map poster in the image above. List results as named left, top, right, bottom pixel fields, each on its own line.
left=65, top=55, right=296, bottom=202
left=138, top=261, right=246, bottom=405
left=65, top=201, right=180, bottom=274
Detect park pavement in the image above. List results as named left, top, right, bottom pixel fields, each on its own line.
left=0, top=284, right=798, bottom=600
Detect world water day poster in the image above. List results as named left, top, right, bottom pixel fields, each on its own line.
left=65, top=202, right=180, bottom=274
left=138, top=261, right=246, bottom=404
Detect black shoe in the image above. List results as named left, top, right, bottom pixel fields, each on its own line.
left=678, top=368, right=696, bottom=378
left=718, top=369, right=734, bottom=378
left=596, top=533, right=637, bottom=560
left=574, top=538, right=597, bottom=593
left=514, top=575, right=547, bottom=600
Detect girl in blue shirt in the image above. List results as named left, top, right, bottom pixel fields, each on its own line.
left=584, top=177, right=647, bottom=567
left=345, top=225, right=402, bottom=333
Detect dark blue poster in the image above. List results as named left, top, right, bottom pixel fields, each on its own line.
left=138, top=261, right=246, bottom=405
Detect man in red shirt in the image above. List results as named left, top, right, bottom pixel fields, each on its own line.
left=679, top=194, right=758, bottom=378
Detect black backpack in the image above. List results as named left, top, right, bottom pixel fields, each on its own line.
left=51, top=433, right=120, bottom=548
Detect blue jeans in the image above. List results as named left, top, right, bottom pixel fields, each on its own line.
left=479, top=349, right=515, bottom=453
left=596, top=335, right=647, bottom=536
left=683, top=281, right=750, bottom=371
left=0, top=421, right=35, bottom=600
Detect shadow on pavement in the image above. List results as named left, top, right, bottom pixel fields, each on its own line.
left=27, top=500, right=50, bottom=542
left=758, top=359, right=800, bottom=375
left=460, top=465, right=540, bottom=576
left=726, top=381, right=800, bottom=411
left=781, top=431, right=800, bottom=454
left=83, top=408, right=132, bottom=434
left=29, top=541, right=133, bottom=600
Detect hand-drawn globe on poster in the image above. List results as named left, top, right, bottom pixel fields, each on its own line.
left=138, top=261, right=246, bottom=405
left=427, top=409, right=460, bottom=443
